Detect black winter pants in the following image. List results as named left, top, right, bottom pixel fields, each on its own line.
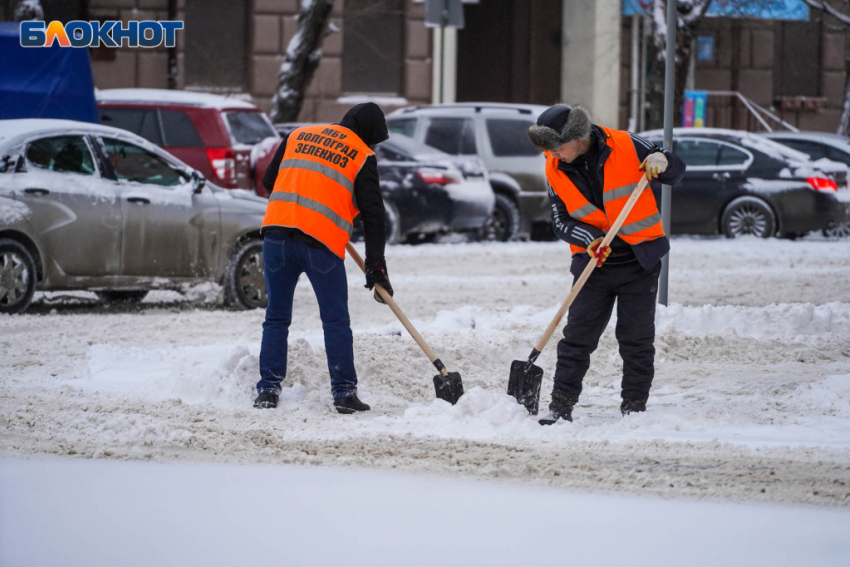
left=553, top=261, right=661, bottom=402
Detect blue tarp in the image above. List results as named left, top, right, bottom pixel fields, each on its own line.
left=623, top=0, right=810, bottom=21
left=0, top=22, right=98, bottom=123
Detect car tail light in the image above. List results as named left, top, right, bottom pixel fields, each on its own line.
left=418, top=168, right=463, bottom=185
left=206, top=147, right=236, bottom=187
left=807, top=177, right=837, bottom=191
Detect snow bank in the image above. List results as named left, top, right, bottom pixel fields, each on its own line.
left=656, top=302, right=850, bottom=340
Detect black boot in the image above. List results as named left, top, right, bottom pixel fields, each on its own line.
left=334, top=395, right=371, bottom=414
left=254, top=392, right=279, bottom=409
left=620, top=398, right=646, bottom=416
left=538, top=393, right=576, bottom=425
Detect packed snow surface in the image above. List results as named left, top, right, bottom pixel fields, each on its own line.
left=2, top=237, right=850, bottom=508
left=2, top=457, right=848, bottom=567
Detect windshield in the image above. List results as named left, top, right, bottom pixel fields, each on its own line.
left=380, top=133, right=449, bottom=158
left=225, top=112, right=278, bottom=145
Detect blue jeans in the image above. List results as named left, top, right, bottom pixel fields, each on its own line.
left=257, top=232, right=357, bottom=399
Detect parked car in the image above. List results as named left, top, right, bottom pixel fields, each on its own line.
left=274, top=124, right=495, bottom=243
left=758, top=131, right=850, bottom=237
left=0, top=119, right=269, bottom=314
left=639, top=128, right=846, bottom=238
left=386, top=103, right=551, bottom=240
left=96, top=88, right=279, bottom=193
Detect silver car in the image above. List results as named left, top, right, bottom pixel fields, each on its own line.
left=0, top=119, right=269, bottom=314
left=386, top=103, right=549, bottom=241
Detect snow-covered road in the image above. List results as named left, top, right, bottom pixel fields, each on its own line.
left=3, top=457, right=848, bottom=567
left=2, top=237, right=850, bottom=507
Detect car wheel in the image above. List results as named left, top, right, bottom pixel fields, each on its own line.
left=823, top=220, right=850, bottom=238
left=0, top=238, right=36, bottom=315
left=96, top=290, right=148, bottom=303
left=480, top=193, right=521, bottom=242
left=224, top=239, right=267, bottom=310
left=721, top=196, right=776, bottom=238
left=384, top=199, right=401, bottom=245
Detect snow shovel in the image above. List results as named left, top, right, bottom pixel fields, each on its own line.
left=346, top=243, right=464, bottom=404
left=508, top=174, right=652, bottom=414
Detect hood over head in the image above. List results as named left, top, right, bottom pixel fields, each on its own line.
left=338, top=103, right=388, bottom=147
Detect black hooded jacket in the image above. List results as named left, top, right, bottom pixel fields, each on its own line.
left=548, top=126, right=686, bottom=275
left=262, top=103, right=389, bottom=265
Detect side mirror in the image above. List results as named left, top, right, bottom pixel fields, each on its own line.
left=191, top=170, right=206, bottom=193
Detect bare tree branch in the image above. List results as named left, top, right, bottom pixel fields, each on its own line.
left=12, top=0, right=43, bottom=21
left=270, top=0, right=335, bottom=124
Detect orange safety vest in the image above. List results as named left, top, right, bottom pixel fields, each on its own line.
left=546, top=126, right=664, bottom=255
left=262, top=124, right=373, bottom=258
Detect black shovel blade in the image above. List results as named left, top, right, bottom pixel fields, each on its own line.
left=508, top=360, right=543, bottom=415
left=434, top=372, right=464, bottom=405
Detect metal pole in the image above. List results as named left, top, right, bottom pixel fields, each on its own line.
left=658, top=0, right=676, bottom=306
left=639, top=14, right=649, bottom=132
left=629, top=15, right=640, bottom=131
left=167, top=0, right=177, bottom=89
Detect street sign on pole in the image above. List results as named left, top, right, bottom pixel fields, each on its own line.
left=425, top=0, right=465, bottom=29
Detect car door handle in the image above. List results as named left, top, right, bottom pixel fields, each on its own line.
left=23, top=188, right=50, bottom=196
left=712, top=172, right=731, bottom=181
left=127, top=197, right=151, bottom=205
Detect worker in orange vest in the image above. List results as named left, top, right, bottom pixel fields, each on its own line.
left=254, top=103, right=392, bottom=414
left=527, top=105, right=685, bottom=425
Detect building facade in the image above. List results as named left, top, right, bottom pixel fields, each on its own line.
left=2, top=0, right=845, bottom=134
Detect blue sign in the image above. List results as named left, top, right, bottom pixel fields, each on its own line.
left=697, top=36, right=714, bottom=61
left=623, top=0, right=809, bottom=21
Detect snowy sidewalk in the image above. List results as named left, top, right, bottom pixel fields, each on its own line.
left=2, top=238, right=850, bottom=507
left=2, top=457, right=849, bottom=567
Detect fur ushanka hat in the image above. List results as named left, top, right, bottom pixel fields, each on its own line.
left=527, top=104, right=592, bottom=151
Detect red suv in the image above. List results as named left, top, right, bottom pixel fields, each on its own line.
left=96, top=88, right=280, bottom=192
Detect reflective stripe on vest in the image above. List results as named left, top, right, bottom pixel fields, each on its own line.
left=262, top=124, right=373, bottom=258
left=546, top=126, right=665, bottom=255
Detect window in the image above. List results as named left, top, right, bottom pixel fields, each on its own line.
left=26, top=137, right=95, bottom=175
left=387, top=119, right=417, bottom=138
left=823, top=145, right=850, bottom=166
left=224, top=112, right=276, bottom=145
left=184, top=0, right=247, bottom=88
left=771, top=139, right=827, bottom=161
left=777, top=20, right=820, bottom=98
left=102, top=138, right=186, bottom=187
left=160, top=110, right=203, bottom=147
left=99, top=108, right=163, bottom=145
left=487, top=119, right=540, bottom=156
left=674, top=139, right=721, bottom=167
left=342, top=0, right=404, bottom=94
left=374, top=142, right=412, bottom=162
left=717, top=145, right=749, bottom=166
left=424, top=118, right=476, bottom=155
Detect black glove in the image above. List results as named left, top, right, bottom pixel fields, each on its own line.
left=364, top=258, right=393, bottom=304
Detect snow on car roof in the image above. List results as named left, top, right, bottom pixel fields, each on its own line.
left=96, top=88, right=259, bottom=110
left=639, top=127, right=813, bottom=163
left=0, top=118, right=125, bottom=148
left=762, top=131, right=850, bottom=153
left=388, top=102, right=548, bottom=117
left=0, top=118, right=191, bottom=169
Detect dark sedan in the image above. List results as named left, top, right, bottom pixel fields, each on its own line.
left=272, top=125, right=495, bottom=243
left=640, top=128, right=846, bottom=238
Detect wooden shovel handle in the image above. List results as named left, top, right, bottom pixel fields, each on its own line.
left=534, top=174, right=652, bottom=353
left=345, top=243, right=445, bottom=372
